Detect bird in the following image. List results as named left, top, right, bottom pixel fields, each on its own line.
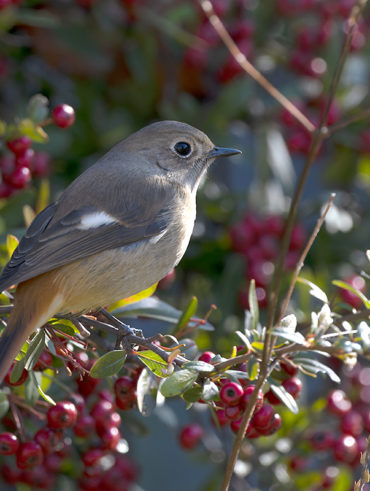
left=0, top=120, right=241, bottom=383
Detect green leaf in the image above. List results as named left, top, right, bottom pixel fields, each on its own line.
left=182, top=360, right=214, bottom=373
left=293, top=356, right=340, bottom=383
left=27, top=94, right=49, bottom=123
left=24, top=330, right=46, bottom=371
left=269, top=380, right=299, bottom=413
left=332, top=279, right=370, bottom=309
left=136, top=350, right=170, bottom=378
left=173, top=296, right=198, bottom=335
left=297, top=277, right=328, bottom=303
left=18, top=118, right=48, bottom=143
left=235, top=330, right=252, bottom=350
left=160, top=369, right=198, bottom=397
left=182, top=385, right=203, bottom=403
left=6, top=233, right=19, bottom=259
left=0, top=391, right=9, bottom=418
left=136, top=368, right=157, bottom=417
left=224, top=370, right=250, bottom=382
left=247, top=357, right=259, bottom=380
left=29, top=371, right=55, bottom=405
left=90, top=350, right=127, bottom=378
left=10, top=358, right=26, bottom=384
left=49, top=322, right=78, bottom=337
left=113, top=297, right=214, bottom=331
left=201, top=380, right=219, bottom=401
left=271, top=328, right=306, bottom=345
left=248, top=279, right=259, bottom=331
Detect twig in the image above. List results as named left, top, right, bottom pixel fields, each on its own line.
left=278, top=193, right=336, bottom=322
left=354, top=435, right=370, bottom=491
left=9, top=399, right=27, bottom=441
left=327, top=107, right=370, bottom=135
left=199, top=0, right=316, bottom=133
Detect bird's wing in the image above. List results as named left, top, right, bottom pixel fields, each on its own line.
left=0, top=184, right=174, bottom=292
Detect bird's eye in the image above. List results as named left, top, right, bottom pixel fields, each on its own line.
left=174, top=141, right=192, bottom=157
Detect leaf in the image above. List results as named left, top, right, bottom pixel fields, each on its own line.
left=201, top=380, right=219, bottom=401
left=271, top=328, right=306, bottom=345
left=332, top=280, right=370, bottom=309
left=293, top=356, right=341, bottom=383
left=90, top=350, right=127, bottom=378
left=24, top=330, right=46, bottom=371
left=18, top=118, right=48, bottom=143
left=269, top=380, right=299, bottom=413
left=248, top=279, right=259, bottom=331
left=136, top=350, right=169, bottom=378
left=160, top=369, right=198, bottom=397
left=109, top=283, right=158, bottom=310
left=36, top=179, right=50, bottom=214
left=29, top=371, right=55, bottom=405
left=112, top=296, right=214, bottom=331
left=27, top=94, right=49, bottom=123
left=224, top=370, right=250, bottom=382
left=247, top=357, right=259, bottom=380
left=10, top=358, right=26, bottom=384
left=173, top=296, right=198, bottom=335
left=0, top=391, right=9, bottom=418
left=297, top=277, right=328, bottom=303
left=182, top=361, right=215, bottom=373
left=23, top=204, right=36, bottom=228
left=182, top=385, right=203, bottom=403
left=6, top=234, right=19, bottom=259
left=235, top=330, right=252, bottom=350
left=136, top=368, right=157, bottom=417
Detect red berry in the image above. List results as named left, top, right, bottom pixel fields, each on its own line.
left=74, top=414, right=95, bottom=438
left=52, top=104, right=75, bottom=128
left=5, top=363, right=28, bottom=386
left=288, top=456, right=307, bottom=472
left=44, top=454, right=62, bottom=473
left=179, top=423, right=204, bottom=450
left=214, top=409, right=229, bottom=427
left=96, top=411, right=121, bottom=436
left=309, top=430, right=335, bottom=450
left=333, top=435, right=359, bottom=464
left=225, top=405, right=243, bottom=421
left=264, top=389, right=281, bottom=405
left=33, top=350, right=53, bottom=371
left=115, top=394, right=136, bottom=411
left=321, top=466, right=340, bottom=488
left=282, top=377, right=303, bottom=400
left=339, top=275, right=366, bottom=309
left=327, top=390, right=352, bottom=416
left=77, top=373, right=100, bottom=397
left=219, top=382, right=244, bottom=406
left=340, top=411, right=363, bottom=437
left=280, top=359, right=298, bottom=377
left=6, top=136, right=32, bottom=155
left=47, top=401, right=77, bottom=429
left=0, top=181, right=14, bottom=198
left=253, top=404, right=275, bottom=430
left=245, top=422, right=260, bottom=438
left=114, top=376, right=136, bottom=400
left=1, top=464, right=20, bottom=484
left=31, top=152, right=51, bottom=177
left=7, top=166, right=31, bottom=189
left=90, top=400, right=113, bottom=425
left=16, top=441, right=43, bottom=469
left=68, top=392, right=85, bottom=413
left=198, top=351, right=215, bottom=363
left=289, top=224, right=306, bottom=251
left=240, top=385, right=264, bottom=412
left=257, top=413, right=282, bottom=435
left=100, top=426, right=121, bottom=450
left=157, top=268, right=176, bottom=289
left=82, top=448, right=105, bottom=467
left=15, top=148, right=34, bottom=168
left=0, top=432, right=19, bottom=455
left=34, top=427, right=63, bottom=453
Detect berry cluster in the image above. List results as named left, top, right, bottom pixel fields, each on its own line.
left=0, top=104, right=75, bottom=199
left=287, top=361, right=369, bottom=489
left=0, top=349, right=139, bottom=490
left=338, top=274, right=367, bottom=309
left=229, top=212, right=306, bottom=308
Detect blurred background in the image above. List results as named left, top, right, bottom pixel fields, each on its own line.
left=0, top=0, right=369, bottom=490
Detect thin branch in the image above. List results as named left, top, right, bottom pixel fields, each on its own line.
left=278, top=193, right=336, bottom=322
left=198, top=0, right=316, bottom=133
left=327, top=107, right=370, bottom=136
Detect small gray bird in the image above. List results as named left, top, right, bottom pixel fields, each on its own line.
left=0, top=120, right=241, bottom=382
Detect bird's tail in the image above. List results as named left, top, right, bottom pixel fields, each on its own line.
left=0, top=277, right=64, bottom=384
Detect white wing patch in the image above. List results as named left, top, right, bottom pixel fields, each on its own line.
left=149, top=229, right=167, bottom=244
left=78, top=212, right=116, bottom=230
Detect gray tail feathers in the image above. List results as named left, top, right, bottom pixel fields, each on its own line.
left=0, top=314, right=31, bottom=384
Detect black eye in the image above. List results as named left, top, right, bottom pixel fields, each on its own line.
left=174, top=141, right=192, bottom=157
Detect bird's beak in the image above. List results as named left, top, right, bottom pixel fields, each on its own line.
left=207, top=146, right=242, bottom=159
